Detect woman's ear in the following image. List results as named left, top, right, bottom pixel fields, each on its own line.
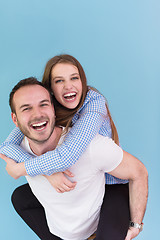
left=11, top=112, right=18, bottom=127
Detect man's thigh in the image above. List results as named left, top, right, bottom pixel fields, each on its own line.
left=95, top=183, right=130, bottom=240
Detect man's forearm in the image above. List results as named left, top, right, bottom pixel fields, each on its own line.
left=129, top=165, right=148, bottom=225
left=125, top=171, right=148, bottom=239
left=108, top=150, right=148, bottom=239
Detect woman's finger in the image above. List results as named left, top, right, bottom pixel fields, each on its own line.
left=0, top=153, right=12, bottom=163
left=63, top=169, right=74, bottom=177
left=57, top=187, right=65, bottom=193
left=64, top=177, right=77, bottom=188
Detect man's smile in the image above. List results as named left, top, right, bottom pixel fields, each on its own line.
left=30, top=121, right=48, bottom=131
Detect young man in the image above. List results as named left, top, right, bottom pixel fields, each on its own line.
left=0, top=78, right=148, bottom=240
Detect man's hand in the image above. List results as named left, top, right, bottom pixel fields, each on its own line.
left=45, top=170, right=77, bottom=193
left=0, top=153, right=26, bottom=179
left=125, top=228, right=140, bottom=240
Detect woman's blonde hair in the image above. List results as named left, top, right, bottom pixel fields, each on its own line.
left=42, top=54, right=119, bottom=145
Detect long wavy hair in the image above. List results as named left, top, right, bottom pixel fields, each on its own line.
left=42, top=54, right=119, bottom=145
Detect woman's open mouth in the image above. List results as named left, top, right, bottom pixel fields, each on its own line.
left=63, top=92, right=77, bottom=101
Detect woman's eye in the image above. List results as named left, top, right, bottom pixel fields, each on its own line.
left=40, top=104, right=49, bottom=107
left=71, top=77, right=79, bottom=80
left=55, top=79, right=63, bottom=84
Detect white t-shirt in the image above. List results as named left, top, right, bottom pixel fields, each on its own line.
left=21, top=134, right=123, bottom=240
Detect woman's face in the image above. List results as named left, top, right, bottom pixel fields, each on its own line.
left=51, top=63, right=83, bottom=109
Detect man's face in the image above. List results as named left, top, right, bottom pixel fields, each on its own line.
left=12, top=85, right=55, bottom=144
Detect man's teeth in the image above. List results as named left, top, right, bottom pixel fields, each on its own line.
left=32, top=121, right=47, bottom=127
left=32, top=122, right=47, bottom=127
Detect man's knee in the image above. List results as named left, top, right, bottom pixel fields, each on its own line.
left=11, top=184, right=30, bottom=211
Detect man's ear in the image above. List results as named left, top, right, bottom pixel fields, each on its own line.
left=11, top=112, right=18, bottom=127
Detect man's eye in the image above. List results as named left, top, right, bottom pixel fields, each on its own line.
left=22, top=107, right=31, bottom=112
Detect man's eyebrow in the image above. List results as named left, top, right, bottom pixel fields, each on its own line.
left=19, top=100, right=50, bottom=109
left=19, top=104, right=30, bottom=109
left=40, top=99, right=50, bottom=104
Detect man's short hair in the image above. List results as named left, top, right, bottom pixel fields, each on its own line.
left=9, top=77, right=53, bottom=113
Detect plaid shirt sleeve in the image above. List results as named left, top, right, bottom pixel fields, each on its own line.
left=25, top=91, right=109, bottom=176
left=0, top=127, right=32, bottom=162
left=0, top=90, right=128, bottom=184
left=1, top=127, right=24, bottom=145
left=0, top=90, right=109, bottom=176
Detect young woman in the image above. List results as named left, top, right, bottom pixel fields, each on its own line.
left=0, top=54, right=130, bottom=239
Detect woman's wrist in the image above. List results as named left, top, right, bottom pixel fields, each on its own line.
left=16, top=162, right=27, bottom=178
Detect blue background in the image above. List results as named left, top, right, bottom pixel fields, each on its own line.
left=0, top=0, right=159, bottom=239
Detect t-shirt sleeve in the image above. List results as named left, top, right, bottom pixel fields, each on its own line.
left=90, top=135, right=123, bottom=172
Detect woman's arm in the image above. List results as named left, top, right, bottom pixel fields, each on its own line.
left=0, top=127, right=33, bottom=162
left=0, top=127, right=24, bottom=147
left=0, top=91, right=111, bottom=176
left=26, top=111, right=109, bottom=176
left=0, top=143, right=34, bottom=162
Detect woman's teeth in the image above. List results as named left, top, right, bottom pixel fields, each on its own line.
left=63, top=93, right=76, bottom=100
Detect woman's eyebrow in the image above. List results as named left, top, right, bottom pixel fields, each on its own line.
left=52, top=72, right=79, bottom=81
left=52, top=76, right=63, bottom=81
left=71, top=73, right=79, bottom=76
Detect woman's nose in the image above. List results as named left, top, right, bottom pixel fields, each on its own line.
left=64, top=80, right=73, bottom=90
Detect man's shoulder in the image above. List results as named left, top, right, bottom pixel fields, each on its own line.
left=90, top=134, right=111, bottom=145
left=89, top=134, right=122, bottom=157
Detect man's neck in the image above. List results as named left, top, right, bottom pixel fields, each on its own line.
left=27, top=127, right=63, bottom=156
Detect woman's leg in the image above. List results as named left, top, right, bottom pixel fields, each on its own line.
left=11, top=183, right=61, bottom=240
left=95, top=183, right=130, bottom=240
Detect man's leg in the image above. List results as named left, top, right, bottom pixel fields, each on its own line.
left=95, top=183, right=130, bottom=240
left=11, top=184, right=61, bottom=240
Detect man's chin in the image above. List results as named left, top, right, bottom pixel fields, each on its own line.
left=18, top=123, right=55, bottom=145
left=26, top=131, right=54, bottom=145
left=26, top=135, right=50, bottom=144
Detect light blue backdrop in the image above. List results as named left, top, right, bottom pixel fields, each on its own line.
left=0, top=0, right=159, bottom=239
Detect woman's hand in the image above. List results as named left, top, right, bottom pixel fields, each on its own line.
left=45, top=170, right=77, bottom=193
left=0, top=153, right=77, bottom=193
left=0, top=153, right=26, bottom=179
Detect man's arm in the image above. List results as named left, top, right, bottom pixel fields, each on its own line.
left=109, top=150, right=148, bottom=239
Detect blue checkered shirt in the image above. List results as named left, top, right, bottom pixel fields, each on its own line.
left=0, top=89, right=128, bottom=184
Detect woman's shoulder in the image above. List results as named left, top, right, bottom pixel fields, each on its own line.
left=79, top=89, right=107, bottom=114
left=72, top=89, right=107, bottom=123
left=84, top=89, right=105, bottom=104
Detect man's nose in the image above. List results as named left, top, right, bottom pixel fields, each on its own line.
left=32, top=107, right=43, bottom=117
